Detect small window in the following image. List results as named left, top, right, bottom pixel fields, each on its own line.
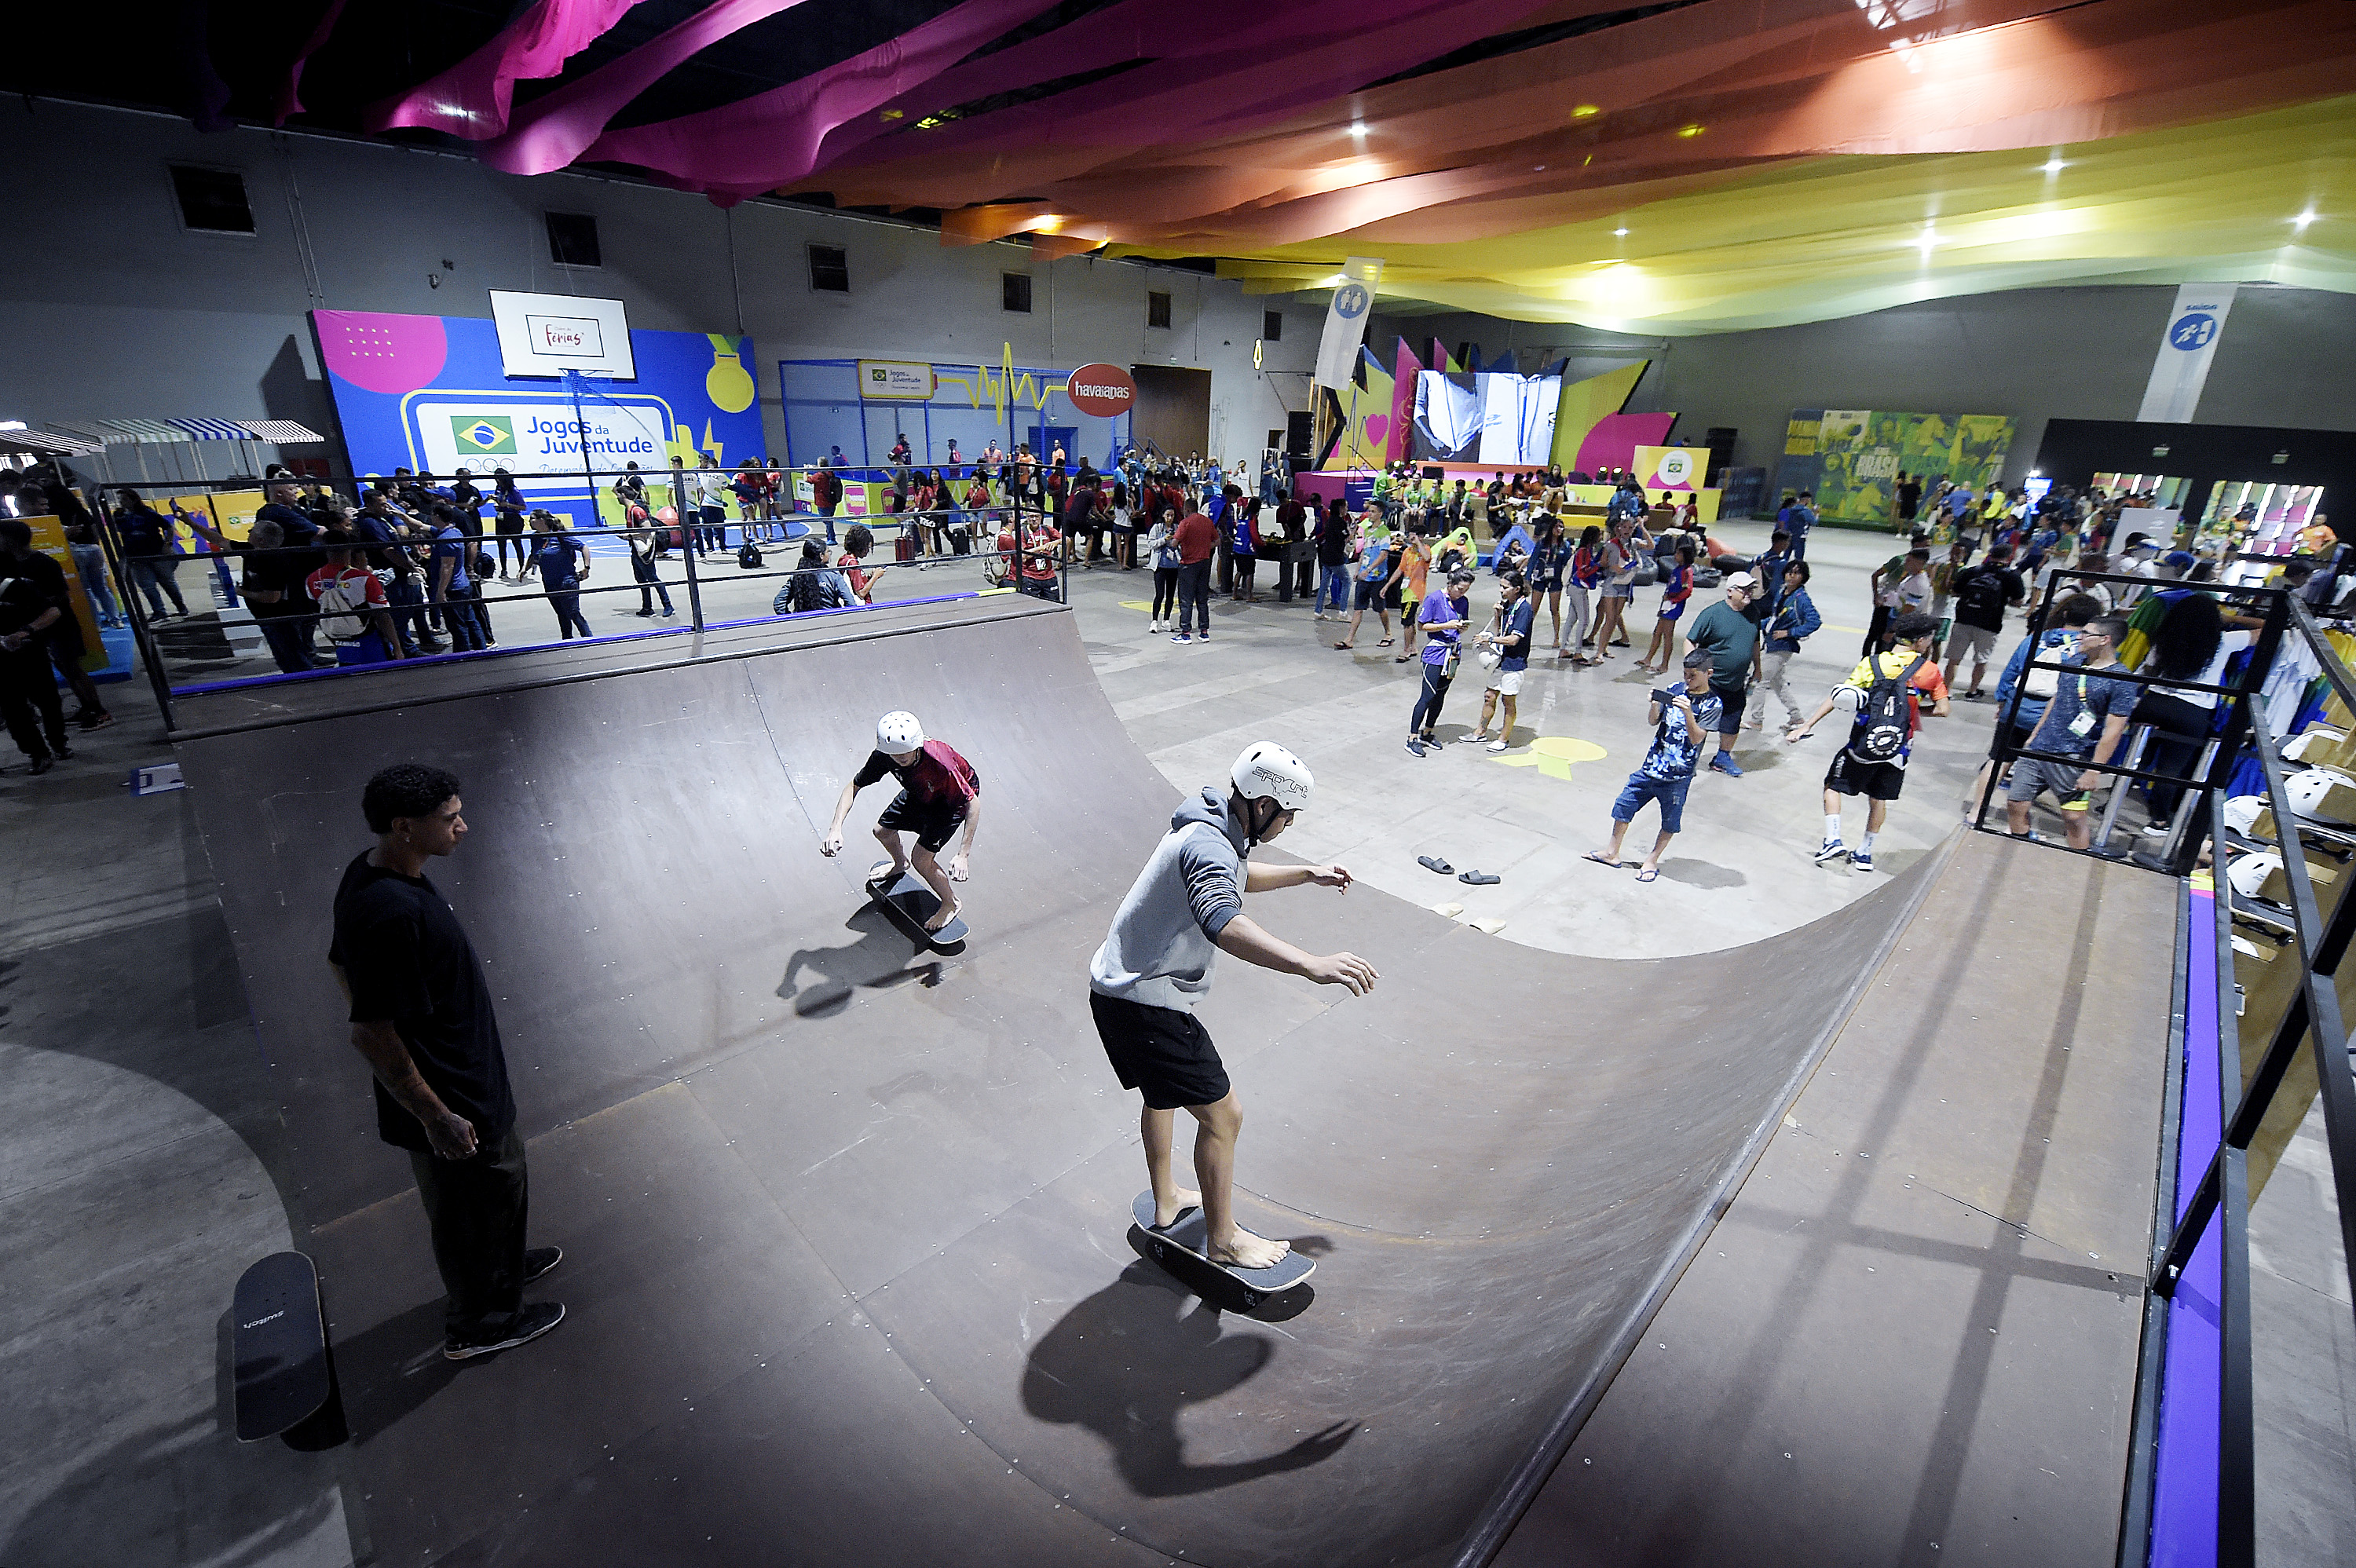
left=808, top=244, right=850, bottom=293
left=1003, top=272, right=1033, bottom=313
left=1263, top=310, right=1282, bottom=342
left=169, top=166, right=254, bottom=235
left=1147, top=291, right=1172, bottom=330
left=546, top=212, right=602, bottom=269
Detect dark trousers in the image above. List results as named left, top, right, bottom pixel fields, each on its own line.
left=257, top=615, right=316, bottom=674
left=408, top=1128, right=529, bottom=1339
left=1862, top=604, right=1892, bottom=659
left=550, top=588, right=591, bottom=639
left=631, top=552, right=674, bottom=614
left=2135, top=692, right=2215, bottom=823
left=1177, top=561, right=1213, bottom=634
left=1234, top=556, right=1257, bottom=598
left=699, top=505, right=726, bottom=554
left=1410, top=663, right=1454, bottom=734
left=386, top=577, right=432, bottom=652
left=1151, top=566, right=1180, bottom=621
left=0, top=643, right=67, bottom=759
left=439, top=596, right=487, bottom=652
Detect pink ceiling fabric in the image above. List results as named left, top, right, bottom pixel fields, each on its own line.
left=364, top=0, right=647, bottom=138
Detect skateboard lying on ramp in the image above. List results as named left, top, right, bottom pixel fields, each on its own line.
left=232, top=1251, right=346, bottom=1449
left=867, top=864, right=968, bottom=948
left=1126, top=1191, right=1315, bottom=1312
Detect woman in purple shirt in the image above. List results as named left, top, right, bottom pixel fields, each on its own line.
left=1406, top=568, right=1476, bottom=757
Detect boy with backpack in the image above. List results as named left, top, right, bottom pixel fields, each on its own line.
left=1784, top=610, right=1950, bottom=872
left=1943, top=545, right=2026, bottom=699
left=306, top=535, right=404, bottom=665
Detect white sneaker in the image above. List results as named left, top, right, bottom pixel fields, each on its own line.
left=1814, top=839, right=1849, bottom=864
left=1486, top=739, right=1509, bottom=754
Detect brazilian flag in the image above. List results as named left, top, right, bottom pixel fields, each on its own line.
left=451, top=415, right=515, bottom=456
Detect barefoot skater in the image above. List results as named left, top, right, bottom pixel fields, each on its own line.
left=1089, top=744, right=1378, bottom=1270
left=818, top=711, right=980, bottom=932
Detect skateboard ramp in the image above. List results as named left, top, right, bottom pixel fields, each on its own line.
left=177, top=598, right=1944, bottom=1568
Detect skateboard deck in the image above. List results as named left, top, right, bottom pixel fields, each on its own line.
left=232, top=1251, right=341, bottom=1446
left=1126, top=1190, right=1315, bottom=1312
left=867, top=865, right=968, bottom=947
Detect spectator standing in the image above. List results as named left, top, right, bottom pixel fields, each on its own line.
left=1684, top=572, right=1761, bottom=776
left=1336, top=523, right=1398, bottom=652
left=627, top=514, right=675, bottom=620
left=1787, top=610, right=1950, bottom=871
left=0, top=517, right=79, bottom=769
left=1524, top=517, right=1572, bottom=655
left=1227, top=488, right=1258, bottom=602
left=489, top=470, right=527, bottom=580
left=1894, top=471, right=1922, bottom=534
left=1785, top=491, right=1817, bottom=560
left=1637, top=544, right=1693, bottom=674
left=1172, top=506, right=1217, bottom=644
left=1927, top=540, right=1970, bottom=660
left=838, top=524, right=880, bottom=606
left=1864, top=542, right=1932, bottom=656
left=1386, top=531, right=1433, bottom=663
left=305, top=535, right=403, bottom=665
left=61, top=506, right=123, bottom=629
left=693, top=464, right=728, bottom=557
left=1944, top=545, right=2026, bottom=698
left=1145, top=509, right=1181, bottom=631
left=329, top=765, right=565, bottom=1361
left=1405, top=568, right=1476, bottom=756
left=1586, top=649, right=1720, bottom=883
left=1747, top=530, right=1794, bottom=623
left=112, top=490, right=189, bottom=620
left=1019, top=514, right=1063, bottom=602
left=526, top=512, right=593, bottom=639
left=1471, top=571, right=1535, bottom=753
left=240, top=517, right=324, bottom=672
left=430, top=510, right=487, bottom=652
left=1746, top=560, right=1820, bottom=730
left=1561, top=525, right=1604, bottom=663
left=2003, top=614, right=2137, bottom=850
left=1313, top=499, right=1352, bottom=620
left=1591, top=516, right=1648, bottom=656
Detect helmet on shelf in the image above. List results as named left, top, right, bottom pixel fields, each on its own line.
left=876, top=711, right=925, bottom=751
left=1231, top=742, right=1313, bottom=813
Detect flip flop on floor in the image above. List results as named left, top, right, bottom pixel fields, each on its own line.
left=1634, top=866, right=1660, bottom=883
left=1377, top=638, right=1395, bottom=647
left=1458, top=870, right=1500, bottom=885
left=1418, top=855, right=1456, bottom=875
left=1581, top=851, right=1622, bottom=868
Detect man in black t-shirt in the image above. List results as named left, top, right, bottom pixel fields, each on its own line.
left=1943, top=545, right=2026, bottom=699
left=0, top=519, right=75, bottom=771
left=327, top=763, right=565, bottom=1361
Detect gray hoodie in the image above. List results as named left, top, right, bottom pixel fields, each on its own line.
left=1088, top=788, right=1248, bottom=1011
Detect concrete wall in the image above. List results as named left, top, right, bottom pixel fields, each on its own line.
left=0, top=98, right=1323, bottom=473
left=1369, top=283, right=2356, bottom=485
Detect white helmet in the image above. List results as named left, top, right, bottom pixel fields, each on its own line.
left=876, top=711, right=925, bottom=751
left=1231, top=742, right=1313, bottom=813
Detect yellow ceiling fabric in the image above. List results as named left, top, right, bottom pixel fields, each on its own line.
left=1142, top=95, right=2353, bottom=333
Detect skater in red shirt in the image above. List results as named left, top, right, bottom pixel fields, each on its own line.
left=819, top=711, right=982, bottom=932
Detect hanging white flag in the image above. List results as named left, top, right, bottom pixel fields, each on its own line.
left=2137, top=284, right=2238, bottom=422
left=1313, top=258, right=1382, bottom=390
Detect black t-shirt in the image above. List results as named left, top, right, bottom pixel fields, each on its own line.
left=327, top=852, right=514, bottom=1152
left=1896, top=481, right=1922, bottom=517
left=0, top=549, right=70, bottom=640
left=116, top=507, right=171, bottom=557
left=1952, top=565, right=2025, bottom=631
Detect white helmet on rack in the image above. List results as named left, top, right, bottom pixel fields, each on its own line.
left=876, top=711, right=925, bottom=752
left=1231, top=742, right=1313, bottom=813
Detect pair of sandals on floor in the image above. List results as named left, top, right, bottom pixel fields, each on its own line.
left=1418, top=855, right=1499, bottom=886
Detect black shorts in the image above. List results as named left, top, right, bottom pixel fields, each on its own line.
left=1825, top=748, right=1907, bottom=801
left=876, top=789, right=967, bottom=852
left=1090, top=991, right=1231, bottom=1111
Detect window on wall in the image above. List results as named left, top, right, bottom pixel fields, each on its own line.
left=168, top=166, right=254, bottom=235
left=808, top=245, right=850, bottom=293
left=1147, top=291, right=1173, bottom=330
left=546, top=212, right=602, bottom=268
left=1003, top=272, right=1033, bottom=313
left=1263, top=310, right=1282, bottom=342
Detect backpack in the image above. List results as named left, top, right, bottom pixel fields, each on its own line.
left=737, top=541, right=763, bottom=569
left=1849, top=652, right=1928, bottom=762
left=315, top=572, right=368, bottom=641
left=1955, top=565, right=2009, bottom=623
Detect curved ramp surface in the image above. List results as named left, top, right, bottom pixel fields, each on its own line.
left=178, top=601, right=1939, bottom=1568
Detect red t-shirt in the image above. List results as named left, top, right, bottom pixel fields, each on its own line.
left=837, top=550, right=873, bottom=601
left=1174, top=512, right=1217, bottom=565
left=305, top=564, right=387, bottom=610
left=1022, top=525, right=1060, bottom=580
left=852, top=739, right=980, bottom=805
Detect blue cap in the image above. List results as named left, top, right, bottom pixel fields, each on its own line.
left=2165, top=550, right=2196, bottom=569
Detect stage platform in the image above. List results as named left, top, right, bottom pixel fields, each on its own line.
left=173, top=600, right=2176, bottom=1566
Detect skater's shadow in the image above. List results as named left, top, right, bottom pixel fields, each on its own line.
left=777, top=907, right=944, bottom=1018
left=1021, top=1266, right=1355, bottom=1497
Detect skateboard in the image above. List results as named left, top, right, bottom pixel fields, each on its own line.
left=1125, top=1190, right=1316, bottom=1313
left=232, top=1251, right=346, bottom=1448
left=867, top=863, right=968, bottom=948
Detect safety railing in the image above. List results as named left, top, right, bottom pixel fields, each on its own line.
left=2109, top=592, right=2356, bottom=1566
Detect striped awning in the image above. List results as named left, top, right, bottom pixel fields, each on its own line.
left=168, top=417, right=260, bottom=441
left=0, top=429, right=106, bottom=457
left=235, top=419, right=327, bottom=443
left=98, top=418, right=196, bottom=444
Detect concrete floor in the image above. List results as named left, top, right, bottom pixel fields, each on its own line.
left=2, top=521, right=2348, bottom=1566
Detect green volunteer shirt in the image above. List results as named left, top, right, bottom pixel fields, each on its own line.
left=1686, top=600, right=1760, bottom=687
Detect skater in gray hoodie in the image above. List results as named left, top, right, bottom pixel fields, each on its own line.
left=1089, top=742, right=1377, bottom=1269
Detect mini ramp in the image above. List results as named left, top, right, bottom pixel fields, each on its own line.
left=177, top=598, right=1956, bottom=1568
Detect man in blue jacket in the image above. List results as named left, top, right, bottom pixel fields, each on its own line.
left=1088, top=744, right=1375, bottom=1270
left=1746, top=559, right=1820, bottom=730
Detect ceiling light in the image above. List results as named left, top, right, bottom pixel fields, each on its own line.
left=1348, top=122, right=1367, bottom=139
left=2295, top=209, right=2318, bottom=228
left=2041, top=157, right=2066, bottom=174
left=1677, top=124, right=1703, bottom=138
left=1572, top=104, right=1600, bottom=118
left=1613, top=228, right=1629, bottom=237
left=1915, top=229, right=1937, bottom=253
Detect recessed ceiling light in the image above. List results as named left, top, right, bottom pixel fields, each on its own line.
left=1348, top=122, right=1367, bottom=139
left=1677, top=124, right=1703, bottom=138
left=2295, top=209, right=2318, bottom=228
left=1572, top=104, right=1601, bottom=118
left=2041, top=157, right=2066, bottom=174
left=1613, top=227, right=1629, bottom=237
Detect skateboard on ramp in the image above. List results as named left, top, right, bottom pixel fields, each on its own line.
left=232, top=1251, right=346, bottom=1448
left=1126, top=1191, right=1315, bottom=1312
left=867, top=863, right=968, bottom=948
